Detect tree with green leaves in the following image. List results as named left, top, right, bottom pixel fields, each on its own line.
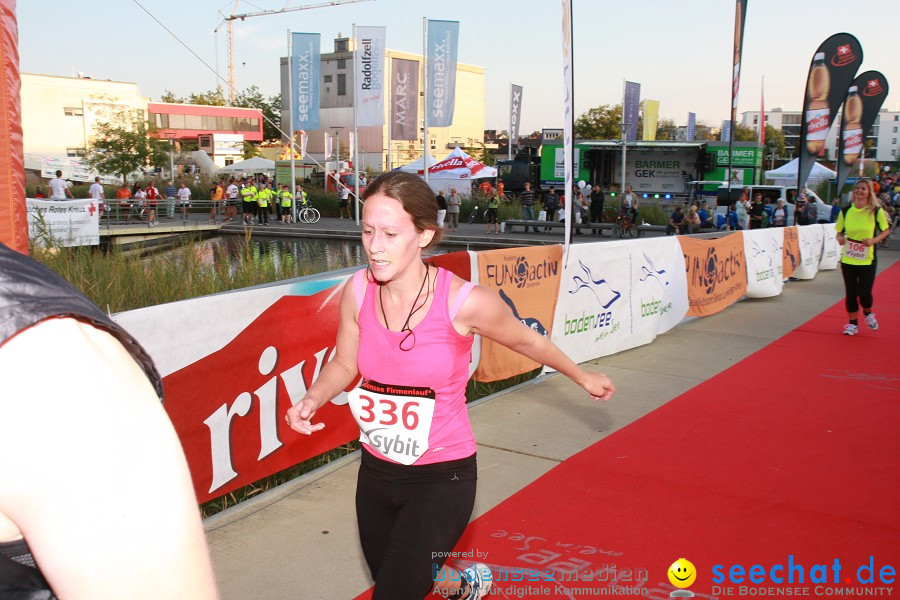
left=655, top=118, right=677, bottom=141
left=763, top=125, right=786, bottom=160
left=733, top=123, right=758, bottom=142
left=574, top=104, right=623, bottom=140
left=233, top=86, right=281, bottom=140
left=84, top=105, right=169, bottom=185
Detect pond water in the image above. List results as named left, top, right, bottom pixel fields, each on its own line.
left=180, top=235, right=450, bottom=279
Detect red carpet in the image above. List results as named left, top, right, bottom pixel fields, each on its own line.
left=356, top=262, right=900, bottom=600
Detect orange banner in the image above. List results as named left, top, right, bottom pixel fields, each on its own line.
left=680, top=233, right=748, bottom=317
left=474, top=245, right=563, bottom=382
left=782, top=226, right=799, bottom=279
left=0, top=0, right=26, bottom=253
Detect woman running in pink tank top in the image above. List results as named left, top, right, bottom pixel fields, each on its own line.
left=286, top=171, right=615, bottom=600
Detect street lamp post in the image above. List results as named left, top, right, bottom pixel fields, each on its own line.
left=167, top=133, right=176, bottom=219
left=330, top=127, right=343, bottom=191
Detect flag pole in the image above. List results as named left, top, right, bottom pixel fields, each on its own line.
left=422, top=18, right=430, bottom=186
left=352, top=23, right=360, bottom=225
left=287, top=30, right=297, bottom=223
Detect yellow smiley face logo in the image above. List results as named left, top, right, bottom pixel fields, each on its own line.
left=668, top=558, right=697, bottom=588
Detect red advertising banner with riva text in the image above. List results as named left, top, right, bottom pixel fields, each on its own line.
left=474, top=245, right=563, bottom=382
left=680, top=233, right=748, bottom=317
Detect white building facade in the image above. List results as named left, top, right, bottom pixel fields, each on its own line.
left=742, top=108, right=900, bottom=163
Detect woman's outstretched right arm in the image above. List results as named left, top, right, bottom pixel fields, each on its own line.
left=286, top=277, right=361, bottom=435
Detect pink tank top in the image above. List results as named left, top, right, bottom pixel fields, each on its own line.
left=354, top=267, right=476, bottom=465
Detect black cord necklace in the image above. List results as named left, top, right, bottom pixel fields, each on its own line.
left=379, top=264, right=430, bottom=351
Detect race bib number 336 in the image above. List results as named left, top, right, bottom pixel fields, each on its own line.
left=348, top=380, right=436, bottom=465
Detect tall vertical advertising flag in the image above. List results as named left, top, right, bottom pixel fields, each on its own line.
left=426, top=20, right=459, bottom=127
left=687, top=112, right=696, bottom=141
left=291, top=32, right=321, bottom=132
left=727, top=0, right=747, bottom=190
left=759, top=77, right=766, bottom=145
left=836, top=71, right=889, bottom=191
left=643, top=99, right=659, bottom=141
left=731, top=0, right=747, bottom=125
left=797, top=33, right=862, bottom=190
left=391, top=58, right=419, bottom=141
left=509, top=84, right=523, bottom=148
left=560, top=0, right=574, bottom=250
left=623, top=81, right=640, bottom=141
left=354, top=26, right=386, bottom=126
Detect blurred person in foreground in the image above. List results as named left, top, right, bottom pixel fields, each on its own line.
left=0, top=243, right=219, bottom=599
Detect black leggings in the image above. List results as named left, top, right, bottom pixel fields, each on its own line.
left=841, top=261, right=877, bottom=313
left=356, top=450, right=477, bottom=600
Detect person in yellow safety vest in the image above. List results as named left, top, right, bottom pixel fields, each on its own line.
left=296, top=185, right=308, bottom=207
left=280, top=184, right=294, bottom=224
left=256, top=182, right=272, bottom=226
left=240, top=179, right=258, bottom=225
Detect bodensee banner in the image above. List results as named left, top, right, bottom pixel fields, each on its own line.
left=550, top=237, right=687, bottom=365
left=793, top=225, right=825, bottom=280
left=743, top=227, right=785, bottom=298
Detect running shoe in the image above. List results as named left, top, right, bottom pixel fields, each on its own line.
left=864, top=313, right=879, bottom=331
left=842, top=323, right=858, bottom=336
left=463, top=563, right=493, bottom=599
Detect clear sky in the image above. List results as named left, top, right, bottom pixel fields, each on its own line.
left=17, top=0, right=900, bottom=135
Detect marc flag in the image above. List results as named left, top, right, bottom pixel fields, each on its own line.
left=642, top=99, right=659, bottom=141
left=354, top=26, right=386, bottom=127
left=687, top=112, right=696, bottom=141
left=291, top=32, right=321, bottom=132
left=391, top=58, right=419, bottom=141
left=426, top=20, right=459, bottom=127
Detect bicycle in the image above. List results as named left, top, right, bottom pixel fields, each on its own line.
left=616, top=211, right=635, bottom=238
left=298, top=203, right=320, bottom=224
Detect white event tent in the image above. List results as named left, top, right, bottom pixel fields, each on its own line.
left=218, top=156, right=276, bottom=176
left=764, top=158, right=836, bottom=185
left=397, top=147, right=497, bottom=195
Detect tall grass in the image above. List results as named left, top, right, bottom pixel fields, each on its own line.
left=32, top=231, right=309, bottom=313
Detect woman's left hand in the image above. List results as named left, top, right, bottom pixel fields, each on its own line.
left=581, top=372, right=615, bottom=402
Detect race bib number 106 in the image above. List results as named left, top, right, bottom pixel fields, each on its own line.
left=348, top=380, right=436, bottom=465
left=845, top=240, right=868, bottom=261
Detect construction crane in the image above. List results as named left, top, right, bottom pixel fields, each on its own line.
left=214, top=0, right=374, bottom=103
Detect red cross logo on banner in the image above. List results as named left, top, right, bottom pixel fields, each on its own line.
left=88, top=202, right=96, bottom=216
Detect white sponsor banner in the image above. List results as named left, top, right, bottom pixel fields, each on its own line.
left=354, top=26, right=386, bottom=127
left=26, top=198, right=100, bottom=247
left=554, top=147, right=579, bottom=179
left=114, top=274, right=349, bottom=379
left=632, top=237, right=689, bottom=335
left=550, top=237, right=687, bottom=365
left=625, top=148, right=697, bottom=193
left=819, top=223, right=841, bottom=270
left=743, top=227, right=785, bottom=298
left=793, top=224, right=824, bottom=280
